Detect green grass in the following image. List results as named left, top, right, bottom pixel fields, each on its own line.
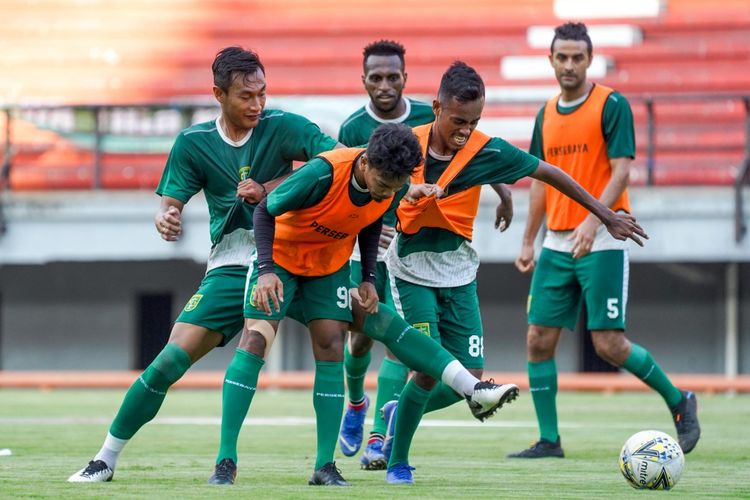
left=0, top=388, right=748, bottom=498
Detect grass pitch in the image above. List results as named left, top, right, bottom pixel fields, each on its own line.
left=0, top=387, right=748, bottom=498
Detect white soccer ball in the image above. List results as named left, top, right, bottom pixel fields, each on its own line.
left=619, top=430, right=684, bottom=490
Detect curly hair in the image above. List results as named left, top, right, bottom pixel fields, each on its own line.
left=438, top=61, right=485, bottom=104
left=366, top=123, right=423, bottom=179
left=212, top=46, right=265, bottom=92
left=362, top=40, right=406, bottom=71
left=551, top=22, right=592, bottom=56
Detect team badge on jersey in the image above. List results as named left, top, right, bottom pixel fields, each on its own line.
left=184, top=294, right=203, bottom=312
left=239, top=166, right=252, bottom=181
left=413, top=322, right=431, bottom=337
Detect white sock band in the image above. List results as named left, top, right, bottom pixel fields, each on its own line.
left=93, top=433, right=129, bottom=468
left=441, top=360, right=480, bottom=396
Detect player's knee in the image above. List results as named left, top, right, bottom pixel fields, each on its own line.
left=413, top=372, right=437, bottom=391
left=241, top=319, right=278, bottom=358
left=592, top=330, right=629, bottom=366
left=349, top=331, right=374, bottom=356
left=527, top=325, right=557, bottom=360
left=150, top=343, right=192, bottom=386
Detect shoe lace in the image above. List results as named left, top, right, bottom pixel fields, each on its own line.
left=82, top=460, right=108, bottom=475
left=214, top=459, right=235, bottom=480
left=391, top=464, right=416, bottom=479
left=323, top=462, right=345, bottom=480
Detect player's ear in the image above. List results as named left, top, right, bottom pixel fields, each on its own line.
left=432, top=99, right=441, bottom=117
left=213, top=86, right=225, bottom=103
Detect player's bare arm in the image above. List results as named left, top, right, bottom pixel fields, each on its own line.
left=154, top=196, right=184, bottom=242
left=490, top=183, right=513, bottom=231
left=530, top=161, right=647, bottom=245
left=570, top=156, right=632, bottom=258
left=515, top=179, right=546, bottom=274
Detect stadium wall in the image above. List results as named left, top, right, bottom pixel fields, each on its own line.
left=0, top=187, right=747, bottom=376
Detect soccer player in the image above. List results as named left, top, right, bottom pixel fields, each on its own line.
left=380, top=61, right=647, bottom=485
left=338, top=40, right=513, bottom=470
left=209, top=123, right=520, bottom=486
left=68, top=46, right=339, bottom=483
left=508, top=22, right=700, bottom=459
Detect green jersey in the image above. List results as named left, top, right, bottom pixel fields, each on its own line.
left=529, top=90, right=635, bottom=161
left=338, top=97, right=434, bottom=148
left=386, top=136, right=539, bottom=287
left=267, top=157, right=406, bottom=215
left=156, top=110, right=336, bottom=270
left=338, top=97, right=433, bottom=248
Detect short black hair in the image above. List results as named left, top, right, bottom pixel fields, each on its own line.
left=363, top=40, right=406, bottom=71
left=438, top=61, right=485, bottom=104
left=212, top=46, right=265, bottom=92
left=366, top=123, right=423, bottom=179
left=551, top=22, right=593, bottom=57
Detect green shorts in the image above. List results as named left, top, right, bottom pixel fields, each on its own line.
left=244, top=262, right=353, bottom=324
left=390, top=276, right=484, bottom=369
left=528, top=248, right=628, bottom=331
left=175, top=265, right=247, bottom=346
left=350, top=260, right=394, bottom=308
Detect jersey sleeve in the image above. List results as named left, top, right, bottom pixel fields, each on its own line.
left=279, top=112, right=337, bottom=162
left=266, top=158, right=334, bottom=216
left=603, top=92, right=636, bottom=159
left=528, top=106, right=545, bottom=160
left=476, top=137, right=540, bottom=185
left=155, top=133, right=204, bottom=203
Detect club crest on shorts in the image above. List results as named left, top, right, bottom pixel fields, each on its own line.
left=184, top=294, right=203, bottom=312
left=413, top=322, right=431, bottom=336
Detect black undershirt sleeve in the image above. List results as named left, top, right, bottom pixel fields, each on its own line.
left=252, top=198, right=276, bottom=277
left=357, top=218, right=382, bottom=285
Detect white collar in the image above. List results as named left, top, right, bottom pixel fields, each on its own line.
left=365, top=97, right=411, bottom=123
left=215, top=117, right=253, bottom=147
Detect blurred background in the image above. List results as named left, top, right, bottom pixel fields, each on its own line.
left=0, top=0, right=747, bottom=385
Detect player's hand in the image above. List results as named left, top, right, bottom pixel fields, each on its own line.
left=379, top=225, right=396, bottom=250
left=404, top=183, right=444, bottom=203
left=495, top=198, right=513, bottom=232
left=253, top=273, right=284, bottom=315
left=514, top=243, right=535, bottom=274
left=155, top=205, right=182, bottom=242
left=237, top=179, right=266, bottom=204
left=351, top=282, right=379, bottom=314
left=570, top=216, right=599, bottom=259
left=602, top=211, right=648, bottom=246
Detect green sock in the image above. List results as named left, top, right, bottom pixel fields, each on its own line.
left=371, top=357, right=409, bottom=436
left=362, top=304, right=454, bottom=379
left=216, top=349, right=264, bottom=464
left=109, top=343, right=191, bottom=439
left=623, top=343, right=683, bottom=409
left=344, top=343, right=371, bottom=403
left=388, top=379, right=430, bottom=468
left=529, top=359, right=559, bottom=443
left=313, top=360, right=345, bottom=469
left=424, top=382, right=462, bottom=414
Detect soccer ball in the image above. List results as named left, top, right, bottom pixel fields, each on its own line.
left=619, top=430, right=684, bottom=490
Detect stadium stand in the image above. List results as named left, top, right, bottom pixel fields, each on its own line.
left=0, top=0, right=748, bottom=188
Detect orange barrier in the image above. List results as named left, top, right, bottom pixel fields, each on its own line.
left=1, top=371, right=749, bottom=393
